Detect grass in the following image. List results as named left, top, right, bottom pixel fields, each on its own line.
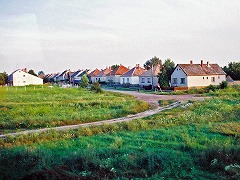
left=0, top=86, right=149, bottom=132
left=0, top=85, right=239, bottom=179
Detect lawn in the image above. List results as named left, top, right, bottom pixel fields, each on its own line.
left=0, top=86, right=149, bottom=132
left=0, top=85, right=239, bottom=179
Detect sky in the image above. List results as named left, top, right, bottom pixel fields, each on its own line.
left=0, top=0, right=240, bottom=74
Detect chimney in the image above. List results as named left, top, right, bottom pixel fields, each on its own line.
left=207, top=61, right=209, bottom=67
left=190, top=60, right=193, bottom=64
left=128, top=66, right=131, bottom=69
left=136, top=64, right=140, bottom=68
left=22, top=68, right=27, bottom=73
left=201, top=60, right=203, bottom=67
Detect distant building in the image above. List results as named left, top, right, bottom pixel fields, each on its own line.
left=171, top=60, right=226, bottom=88
left=106, top=64, right=130, bottom=85
left=8, top=69, right=43, bottom=86
left=88, top=68, right=101, bottom=83
left=95, top=67, right=112, bottom=83
left=120, top=64, right=146, bottom=85
left=139, top=64, right=162, bottom=88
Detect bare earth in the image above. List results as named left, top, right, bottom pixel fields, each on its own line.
left=0, top=90, right=206, bottom=138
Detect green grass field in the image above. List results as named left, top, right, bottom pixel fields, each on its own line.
left=0, top=86, right=149, bottom=132
left=0, top=86, right=239, bottom=179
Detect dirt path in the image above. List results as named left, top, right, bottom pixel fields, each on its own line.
left=0, top=90, right=205, bottom=138
left=107, top=89, right=206, bottom=106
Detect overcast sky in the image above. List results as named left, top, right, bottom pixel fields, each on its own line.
left=0, top=0, right=240, bottom=74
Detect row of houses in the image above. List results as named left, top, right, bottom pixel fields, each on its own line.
left=8, top=60, right=227, bottom=88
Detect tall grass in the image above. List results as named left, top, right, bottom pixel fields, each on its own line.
left=0, top=86, right=148, bottom=131
left=0, top=85, right=239, bottom=179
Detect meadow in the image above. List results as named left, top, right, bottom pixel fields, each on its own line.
left=0, top=86, right=149, bottom=133
left=0, top=85, right=239, bottom=179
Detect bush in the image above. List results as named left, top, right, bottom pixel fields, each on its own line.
left=220, top=81, right=228, bottom=89
left=90, top=82, right=103, bottom=93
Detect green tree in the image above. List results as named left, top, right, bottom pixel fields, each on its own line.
left=223, top=62, right=240, bottom=80
left=157, top=59, right=175, bottom=88
left=90, top=82, right=103, bottom=93
left=111, top=64, right=120, bottom=70
left=80, top=74, right=89, bottom=88
left=144, top=56, right=162, bottom=70
left=28, top=69, right=38, bottom=77
left=0, top=72, right=8, bottom=85
left=158, top=68, right=169, bottom=87
left=163, top=58, right=175, bottom=81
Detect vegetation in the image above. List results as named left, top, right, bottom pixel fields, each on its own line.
left=0, top=86, right=148, bottom=132
left=143, top=56, right=162, bottom=70
left=79, top=74, right=89, bottom=88
left=158, top=58, right=175, bottom=88
left=223, top=61, right=240, bottom=80
left=90, top=82, right=103, bottom=93
left=0, top=72, right=8, bottom=85
left=0, top=85, right=239, bottom=179
left=111, top=64, right=120, bottom=70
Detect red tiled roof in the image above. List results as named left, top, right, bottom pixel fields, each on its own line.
left=106, top=65, right=129, bottom=76
left=88, top=68, right=101, bottom=77
left=121, top=65, right=146, bottom=77
left=96, top=67, right=112, bottom=77
left=179, top=64, right=226, bottom=76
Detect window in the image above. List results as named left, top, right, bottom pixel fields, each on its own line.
left=141, top=78, right=145, bottom=83
left=173, top=78, right=177, bottom=84
left=23, top=75, right=25, bottom=77
left=211, top=77, right=215, bottom=82
left=23, top=81, right=26, bottom=83
left=218, top=76, right=220, bottom=79
left=123, top=78, right=125, bottom=83
left=203, top=77, right=204, bottom=79
left=127, top=78, right=129, bottom=83
left=180, top=78, right=185, bottom=84
left=147, top=78, right=151, bottom=83
left=207, top=77, right=208, bottom=79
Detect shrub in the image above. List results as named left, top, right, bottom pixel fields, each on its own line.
left=90, top=82, right=103, bottom=93
left=220, top=81, right=228, bottom=89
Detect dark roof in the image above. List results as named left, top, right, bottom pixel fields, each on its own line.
left=121, top=65, right=146, bottom=77
left=106, top=65, right=129, bottom=76
left=139, top=64, right=162, bottom=77
left=71, top=70, right=82, bottom=78
left=178, top=64, right=226, bottom=76
left=88, top=68, right=101, bottom=77
left=76, top=69, right=89, bottom=77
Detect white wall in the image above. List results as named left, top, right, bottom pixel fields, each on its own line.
left=171, top=66, right=187, bottom=87
left=120, top=76, right=139, bottom=85
left=139, top=76, right=158, bottom=87
left=13, top=70, right=43, bottom=86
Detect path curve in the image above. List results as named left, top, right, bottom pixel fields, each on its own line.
left=0, top=90, right=205, bottom=138
left=0, top=102, right=181, bottom=138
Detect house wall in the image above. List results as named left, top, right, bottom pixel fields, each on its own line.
left=171, top=66, right=188, bottom=87
left=120, top=76, right=139, bottom=85
left=187, top=75, right=226, bottom=87
left=106, top=75, right=121, bottom=84
left=139, top=76, right=158, bottom=87
left=13, top=70, right=43, bottom=86
left=91, top=76, right=99, bottom=83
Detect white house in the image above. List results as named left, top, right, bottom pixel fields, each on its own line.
left=70, top=69, right=82, bottom=84
left=73, top=69, right=90, bottom=84
left=95, top=67, right=112, bottom=83
left=88, top=68, right=101, bottom=83
left=171, top=60, right=226, bottom=88
left=139, top=64, right=161, bottom=87
left=106, top=64, right=129, bottom=84
left=120, top=64, right=146, bottom=85
left=8, top=69, right=43, bottom=86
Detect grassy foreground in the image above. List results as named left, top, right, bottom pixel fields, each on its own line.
left=0, top=86, right=239, bottom=179
left=0, top=86, right=148, bottom=132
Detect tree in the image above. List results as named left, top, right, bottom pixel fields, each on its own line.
left=0, top=72, right=8, bottom=85
left=223, top=62, right=240, bottom=80
left=111, top=64, right=120, bottom=70
left=28, top=69, right=38, bottom=77
left=163, top=58, right=175, bottom=81
left=80, top=74, right=89, bottom=88
left=157, top=58, right=175, bottom=88
left=158, top=68, right=169, bottom=87
left=144, top=56, right=162, bottom=70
